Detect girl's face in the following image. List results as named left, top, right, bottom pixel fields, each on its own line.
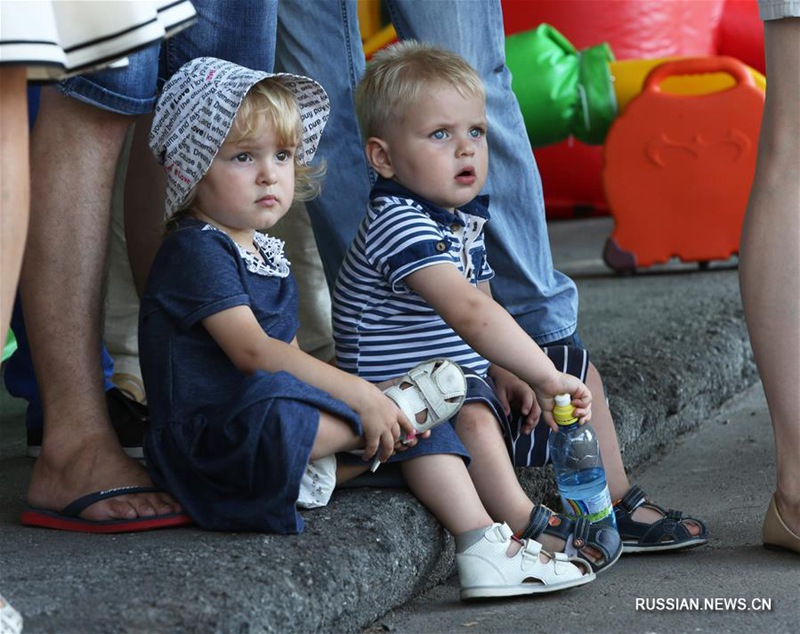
left=193, top=119, right=296, bottom=247
left=371, top=85, right=488, bottom=212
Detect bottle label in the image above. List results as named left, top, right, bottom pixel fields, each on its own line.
left=561, top=485, right=614, bottom=523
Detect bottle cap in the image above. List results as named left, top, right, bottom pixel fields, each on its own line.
left=555, top=393, right=571, bottom=406
left=553, top=393, right=578, bottom=426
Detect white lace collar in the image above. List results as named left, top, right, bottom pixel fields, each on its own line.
left=202, top=224, right=290, bottom=277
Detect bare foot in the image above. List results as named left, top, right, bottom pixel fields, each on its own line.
left=27, top=429, right=181, bottom=521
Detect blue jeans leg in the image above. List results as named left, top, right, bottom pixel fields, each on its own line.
left=160, top=0, right=277, bottom=83
left=275, top=0, right=372, bottom=287
left=277, top=0, right=579, bottom=344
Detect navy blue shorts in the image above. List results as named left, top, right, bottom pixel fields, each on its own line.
left=465, top=345, right=590, bottom=467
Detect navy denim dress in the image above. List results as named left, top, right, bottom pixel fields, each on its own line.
left=139, top=219, right=362, bottom=533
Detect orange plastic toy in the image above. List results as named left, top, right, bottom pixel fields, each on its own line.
left=602, top=56, right=764, bottom=272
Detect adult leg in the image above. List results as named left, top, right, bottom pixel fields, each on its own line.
left=275, top=0, right=375, bottom=285
left=739, top=17, right=800, bottom=538
left=8, top=86, right=143, bottom=455
left=0, top=67, right=29, bottom=344
left=385, top=0, right=579, bottom=344
left=277, top=0, right=579, bottom=338
left=5, top=296, right=124, bottom=456
left=20, top=89, right=176, bottom=520
left=124, top=116, right=164, bottom=295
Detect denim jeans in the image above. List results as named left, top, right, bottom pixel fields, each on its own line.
left=276, top=0, right=579, bottom=345
left=56, top=0, right=278, bottom=114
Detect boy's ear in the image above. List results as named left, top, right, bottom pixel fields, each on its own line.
left=365, top=137, right=394, bottom=179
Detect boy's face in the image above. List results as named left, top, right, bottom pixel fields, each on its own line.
left=369, top=84, right=488, bottom=211
left=193, top=119, right=296, bottom=243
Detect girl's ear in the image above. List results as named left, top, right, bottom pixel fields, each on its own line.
left=365, top=137, right=394, bottom=179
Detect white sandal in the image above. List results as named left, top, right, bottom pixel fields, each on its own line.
left=457, top=523, right=596, bottom=600
left=383, top=357, right=467, bottom=436
left=367, top=358, right=466, bottom=472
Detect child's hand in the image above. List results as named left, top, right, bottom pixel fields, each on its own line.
left=488, top=365, right=540, bottom=435
left=357, top=384, right=418, bottom=464
left=534, top=372, right=592, bottom=433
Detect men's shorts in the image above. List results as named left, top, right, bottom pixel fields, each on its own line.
left=56, top=0, right=277, bottom=115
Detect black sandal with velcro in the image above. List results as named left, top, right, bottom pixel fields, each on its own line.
left=520, top=504, right=622, bottom=574
left=614, top=485, right=708, bottom=553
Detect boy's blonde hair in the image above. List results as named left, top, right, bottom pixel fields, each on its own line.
left=355, top=40, right=485, bottom=140
left=168, top=78, right=325, bottom=231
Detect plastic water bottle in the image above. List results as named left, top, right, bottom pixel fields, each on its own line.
left=548, top=393, right=617, bottom=527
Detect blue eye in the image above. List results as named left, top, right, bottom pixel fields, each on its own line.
left=431, top=129, right=448, bottom=140
left=469, top=127, right=484, bottom=139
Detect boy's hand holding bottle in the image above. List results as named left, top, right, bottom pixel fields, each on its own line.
left=533, top=372, right=592, bottom=433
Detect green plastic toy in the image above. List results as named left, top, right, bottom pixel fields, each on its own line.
left=505, top=24, right=617, bottom=147
left=3, top=329, right=17, bottom=363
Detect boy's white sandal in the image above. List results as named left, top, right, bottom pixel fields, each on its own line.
left=457, top=523, right=595, bottom=600
left=384, top=358, right=467, bottom=436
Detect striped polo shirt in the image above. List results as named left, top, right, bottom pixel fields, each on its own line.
left=333, top=178, right=495, bottom=383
